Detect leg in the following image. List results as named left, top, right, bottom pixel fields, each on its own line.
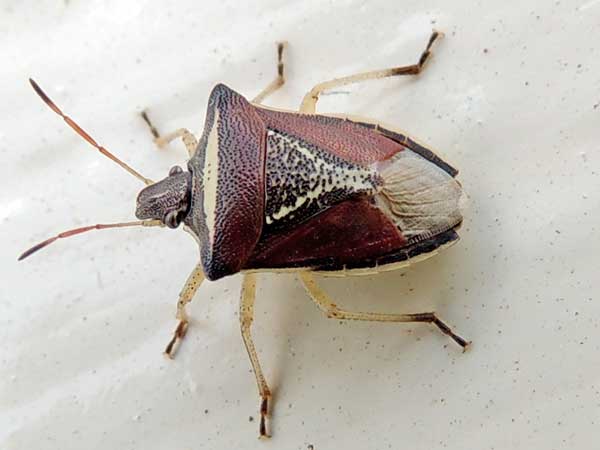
left=240, top=274, right=272, bottom=438
left=300, top=30, right=442, bottom=114
left=252, top=41, right=287, bottom=104
left=164, top=263, right=205, bottom=357
left=140, top=110, right=198, bottom=157
left=299, top=272, right=469, bottom=350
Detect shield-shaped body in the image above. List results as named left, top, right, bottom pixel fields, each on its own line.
left=186, top=84, right=463, bottom=281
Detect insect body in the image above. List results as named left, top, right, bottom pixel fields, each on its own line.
left=137, top=84, right=463, bottom=279
left=22, top=31, right=468, bottom=438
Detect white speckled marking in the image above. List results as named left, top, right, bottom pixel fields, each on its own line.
left=265, top=130, right=379, bottom=226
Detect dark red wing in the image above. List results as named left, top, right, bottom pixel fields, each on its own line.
left=347, top=119, right=459, bottom=177
left=244, top=198, right=407, bottom=270
left=255, top=108, right=405, bottom=165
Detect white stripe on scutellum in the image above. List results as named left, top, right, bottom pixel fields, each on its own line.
left=202, top=109, right=220, bottom=248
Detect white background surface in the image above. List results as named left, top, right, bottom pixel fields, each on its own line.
left=2, top=1, right=599, bottom=449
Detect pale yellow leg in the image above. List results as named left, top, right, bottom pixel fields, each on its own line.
left=240, top=273, right=272, bottom=438
left=164, top=263, right=205, bottom=357
left=140, top=110, right=198, bottom=157
left=154, top=128, right=198, bottom=157
left=299, top=272, right=469, bottom=349
left=299, top=30, right=442, bottom=114
left=252, top=42, right=287, bottom=104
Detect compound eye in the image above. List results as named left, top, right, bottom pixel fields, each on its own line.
left=169, top=165, right=183, bottom=176
left=164, top=210, right=181, bottom=229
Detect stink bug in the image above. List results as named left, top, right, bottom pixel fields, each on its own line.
left=21, top=31, right=469, bottom=438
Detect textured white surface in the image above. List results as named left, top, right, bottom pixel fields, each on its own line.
left=2, top=1, right=599, bottom=449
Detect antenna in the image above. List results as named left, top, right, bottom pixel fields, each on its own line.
left=29, top=78, right=154, bottom=186
left=18, top=219, right=163, bottom=261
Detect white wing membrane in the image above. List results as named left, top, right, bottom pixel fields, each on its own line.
left=375, top=149, right=464, bottom=243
